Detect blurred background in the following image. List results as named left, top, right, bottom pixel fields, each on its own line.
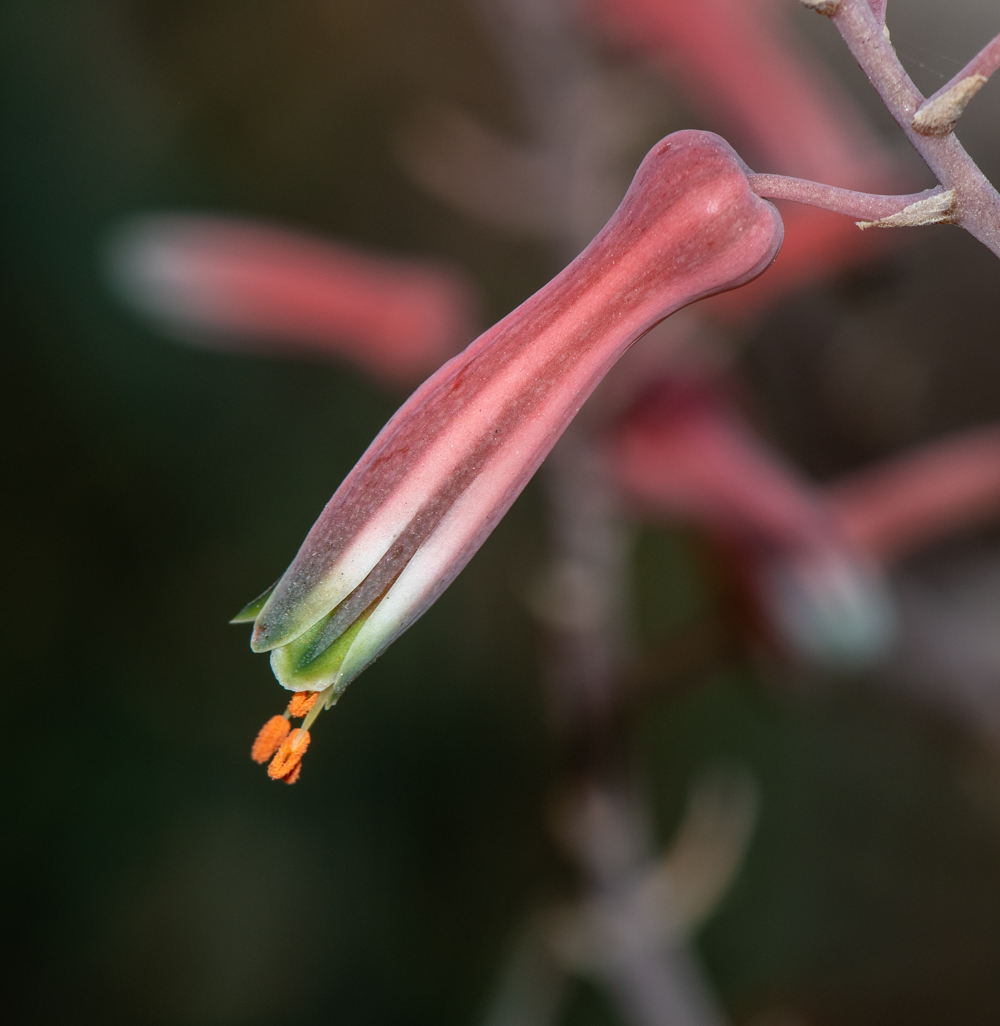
left=5, top=1, right=1000, bottom=1024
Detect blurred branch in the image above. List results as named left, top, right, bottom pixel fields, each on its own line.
left=482, top=772, right=757, bottom=1026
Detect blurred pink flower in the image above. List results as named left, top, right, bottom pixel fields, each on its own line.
left=107, top=215, right=480, bottom=384
left=828, top=427, right=1000, bottom=564
left=587, top=0, right=885, bottom=184
left=605, top=378, right=832, bottom=553
left=604, top=377, right=892, bottom=665
left=607, top=380, right=1000, bottom=665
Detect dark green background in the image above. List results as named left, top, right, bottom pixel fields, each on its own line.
left=5, top=2, right=1000, bottom=1024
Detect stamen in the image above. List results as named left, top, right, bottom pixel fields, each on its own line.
left=267, top=728, right=311, bottom=780
left=251, top=715, right=290, bottom=764
left=287, top=691, right=318, bottom=718
left=283, top=763, right=302, bottom=785
left=299, top=686, right=333, bottom=734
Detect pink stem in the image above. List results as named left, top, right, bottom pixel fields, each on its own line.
left=831, top=0, right=1000, bottom=256
left=926, top=30, right=1000, bottom=106
left=748, top=174, right=944, bottom=220
left=867, top=0, right=886, bottom=25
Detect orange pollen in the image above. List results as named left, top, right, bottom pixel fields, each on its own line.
left=283, top=762, right=302, bottom=785
left=287, top=691, right=318, bottom=718
left=251, top=715, right=290, bottom=764
left=268, top=728, right=311, bottom=780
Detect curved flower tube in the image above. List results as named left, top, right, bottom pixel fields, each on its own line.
left=608, top=390, right=1000, bottom=668
left=237, top=130, right=783, bottom=773
left=605, top=378, right=833, bottom=552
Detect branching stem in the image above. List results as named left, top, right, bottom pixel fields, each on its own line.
left=928, top=30, right=1000, bottom=105
left=748, top=174, right=944, bottom=221
left=828, top=0, right=1000, bottom=256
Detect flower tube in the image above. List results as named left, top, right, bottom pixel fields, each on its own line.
left=605, top=378, right=894, bottom=666
left=237, top=131, right=783, bottom=778
left=826, top=426, right=1000, bottom=565
left=605, top=378, right=832, bottom=552
left=107, top=215, right=478, bottom=383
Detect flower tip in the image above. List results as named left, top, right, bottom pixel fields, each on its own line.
left=230, top=581, right=278, bottom=624
left=249, top=604, right=298, bottom=652
left=250, top=613, right=287, bottom=652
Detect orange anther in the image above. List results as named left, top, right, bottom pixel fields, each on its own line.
left=251, top=715, right=290, bottom=764
left=287, top=691, right=318, bottom=718
left=283, top=762, right=302, bottom=785
left=268, top=728, right=311, bottom=780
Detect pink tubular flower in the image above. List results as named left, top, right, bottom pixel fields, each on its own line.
left=827, top=427, right=1000, bottom=564
left=605, top=378, right=831, bottom=552
left=608, top=382, right=1000, bottom=666
left=235, top=131, right=783, bottom=738
left=107, top=215, right=479, bottom=384
left=704, top=202, right=898, bottom=323
left=584, top=0, right=903, bottom=320
left=605, top=378, right=895, bottom=665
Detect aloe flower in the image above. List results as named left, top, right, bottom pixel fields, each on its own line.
left=605, top=378, right=894, bottom=666
left=606, top=378, right=833, bottom=551
left=585, top=0, right=904, bottom=321
left=826, top=426, right=1000, bottom=564
left=107, top=215, right=478, bottom=383
left=608, top=379, right=1000, bottom=667
left=238, top=130, right=783, bottom=778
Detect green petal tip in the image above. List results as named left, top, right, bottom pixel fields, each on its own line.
left=229, top=580, right=279, bottom=624
left=269, top=604, right=375, bottom=691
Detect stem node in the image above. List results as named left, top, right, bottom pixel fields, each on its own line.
left=799, top=0, right=841, bottom=13
left=913, top=75, right=988, bottom=136
left=857, top=190, right=957, bottom=230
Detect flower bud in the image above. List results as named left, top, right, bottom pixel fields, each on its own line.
left=241, top=131, right=783, bottom=704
